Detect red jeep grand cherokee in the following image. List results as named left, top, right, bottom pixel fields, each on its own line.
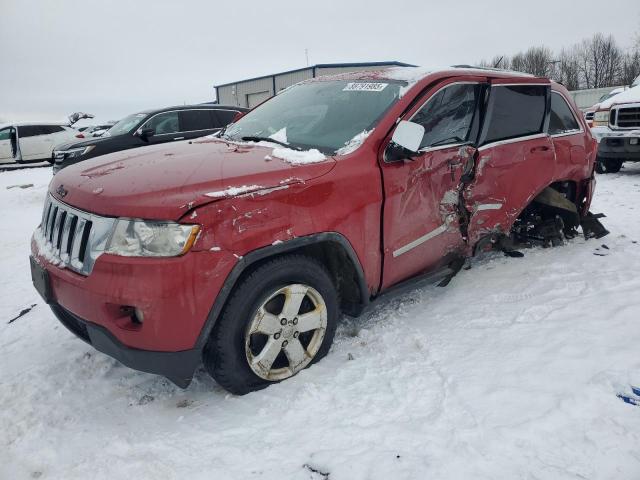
left=30, top=67, right=606, bottom=394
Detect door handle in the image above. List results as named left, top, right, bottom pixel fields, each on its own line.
left=173, top=137, right=185, bottom=141
left=530, top=146, right=550, bottom=153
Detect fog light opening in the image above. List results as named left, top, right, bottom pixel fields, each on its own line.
left=133, top=307, right=144, bottom=325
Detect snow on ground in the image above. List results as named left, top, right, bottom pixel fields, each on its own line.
left=1, top=165, right=640, bottom=479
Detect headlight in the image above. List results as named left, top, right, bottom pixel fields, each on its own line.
left=593, top=110, right=610, bottom=127
left=105, top=219, right=200, bottom=257
left=63, top=145, right=96, bottom=158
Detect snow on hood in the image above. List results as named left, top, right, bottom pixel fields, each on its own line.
left=271, top=147, right=326, bottom=165
left=336, top=129, right=374, bottom=155
left=49, top=138, right=335, bottom=221
left=600, top=84, right=640, bottom=109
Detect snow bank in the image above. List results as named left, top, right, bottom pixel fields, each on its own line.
left=2, top=166, right=640, bottom=480
left=271, top=147, right=326, bottom=165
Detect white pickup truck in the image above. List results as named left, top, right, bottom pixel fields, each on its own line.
left=591, top=77, right=640, bottom=173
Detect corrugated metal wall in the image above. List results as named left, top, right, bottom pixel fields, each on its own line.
left=568, top=86, right=625, bottom=110
left=218, top=77, right=275, bottom=108
left=274, top=68, right=314, bottom=93
left=315, top=65, right=392, bottom=76
left=218, top=65, right=399, bottom=107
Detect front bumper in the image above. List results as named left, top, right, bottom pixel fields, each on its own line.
left=591, top=127, right=640, bottom=161
left=30, top=233, right=237, bottom=386
left=50, top=303, right=199, bottom=387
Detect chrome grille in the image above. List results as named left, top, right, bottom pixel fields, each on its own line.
left=612, top=104, right=640, bottom=129
left=38, top=195, right=116, bottom=275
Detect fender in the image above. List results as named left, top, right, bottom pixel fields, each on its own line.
left=193, top=232, right=369, bottom=350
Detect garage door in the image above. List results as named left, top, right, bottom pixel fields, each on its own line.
left=246, top=91, right=271, bottom=108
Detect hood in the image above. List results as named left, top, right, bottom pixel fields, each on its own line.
left=55, top=133, right=118, bottom=150
left=49, top=138, right=336, bottom=220
left=600, top=84, right=640, bottom=109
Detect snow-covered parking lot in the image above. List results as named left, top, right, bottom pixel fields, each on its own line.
left=1, top=165, right=640, bottom=479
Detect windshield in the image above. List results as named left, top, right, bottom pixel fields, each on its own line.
left=224, top=80, right=403, bottom=153
left=105, top=112, right=148, bottom=137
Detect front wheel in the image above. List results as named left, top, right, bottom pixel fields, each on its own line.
left=596, top=158, right=623, bottom=174
left=204, top=255, right=339, bottom=395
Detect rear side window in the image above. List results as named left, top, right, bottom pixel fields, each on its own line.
left=17, top=125, right=41, bottom=137
left=180, top=110, right=214, bottom=131
left=549, top=93, right=580, bottom=135
left=412, top=83, right=481, bottom=149
left=0, top=128, right=11, bottom=141
left=39, top=125, right=64, bottom=134
left=484, top=85, right=547, bottom=144
left=212, top=110, right=239, bottom=127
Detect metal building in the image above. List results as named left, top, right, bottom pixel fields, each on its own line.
left=215, top=61, right=414, bottom=108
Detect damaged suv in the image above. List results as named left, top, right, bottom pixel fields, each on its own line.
left=30, top=67, right=606, bottom=394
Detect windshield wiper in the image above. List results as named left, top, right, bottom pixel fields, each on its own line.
left=241, top=136, right=302, bottom=151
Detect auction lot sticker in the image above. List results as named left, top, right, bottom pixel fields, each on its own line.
left=343, top=82, right=388, bottom=92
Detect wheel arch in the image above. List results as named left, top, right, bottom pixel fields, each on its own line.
left=193, top=232, right=370, bottom=351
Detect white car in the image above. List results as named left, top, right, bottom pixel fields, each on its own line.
left=0, top=123, right=78, bottom=164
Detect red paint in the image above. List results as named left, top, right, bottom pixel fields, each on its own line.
left=33, top=69, right=596, bottom=354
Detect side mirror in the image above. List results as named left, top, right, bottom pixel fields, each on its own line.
left=385, top=120, right=424, bottom=162
left=136, top=127, right=155, bottom=141
left=232, top=111, right=246, bottom=122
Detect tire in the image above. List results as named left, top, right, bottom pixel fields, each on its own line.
left=596, top=158, right=623, bottom=174
left=204, top=254, right=339, bottom=395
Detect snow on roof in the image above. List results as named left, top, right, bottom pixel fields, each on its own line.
left=599, top=84, right=640, bottom=109
left=0, top=121, right=68, bottom=129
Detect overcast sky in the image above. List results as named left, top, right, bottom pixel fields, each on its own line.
left=1, top=0, right=639, bottom=125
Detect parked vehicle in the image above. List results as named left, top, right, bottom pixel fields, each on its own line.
left=591, top=84, right=640, bottom=173
left=75, top=124, right=116, bottom=138
left=52, top=105, right=247, bottom=173
left=0, top=123, right=77, bottom=164
left=584, top=87, right=626, bottom=128
left=30, top=67, right=606, bottom=394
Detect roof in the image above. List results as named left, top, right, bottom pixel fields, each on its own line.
left=0, top=121, right=69, bottom=128
left=132, top=104, right=249, bottom=115
left=214, top=61, right=415, bottom=88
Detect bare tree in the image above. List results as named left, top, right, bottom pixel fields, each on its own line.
left=579, top=33, right=623, bottom=88
left=556, top=47, right=581, bottom=90
left=619, top=49, right=640, bottom=85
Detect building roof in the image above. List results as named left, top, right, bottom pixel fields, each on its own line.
left=214, top=61, right=415, bottom=88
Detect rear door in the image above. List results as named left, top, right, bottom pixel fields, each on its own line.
left=465, top=80, right=553, bottom=247
left=178, top=109, right=219, bottom=140
left=380, top=79, right=485, bottom=288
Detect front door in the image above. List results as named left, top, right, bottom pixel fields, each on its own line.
left=380, top=80, right=485, bottom=288
left=465, top=80, right=555, bottom=247
left=0, top=127, right=13, bottom=163
left=17, top=125, right=48, bottom=160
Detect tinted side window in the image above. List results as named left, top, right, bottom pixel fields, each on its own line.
left=213, top=110, right=239, bottom=127
left=412, top=83, right=480, bottom=149
left=18, top=126, right=40, bottom=138
left=0, top=129, right=11, bottom=141
left=143, top=112, right=180, bottom=135
left=180, top=110, right=214, bottom=131
left=484, top=85, right=547, bottom=143
left=549, top=93, right=579, bottom=135
left=39, top=125, right=64, bottom=135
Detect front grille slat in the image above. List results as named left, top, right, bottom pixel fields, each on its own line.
left=70, top=218, right=87, bottom=267
left=613, top=106, right=640, bottom=129
left=36, top=195, right=115, bottom=276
